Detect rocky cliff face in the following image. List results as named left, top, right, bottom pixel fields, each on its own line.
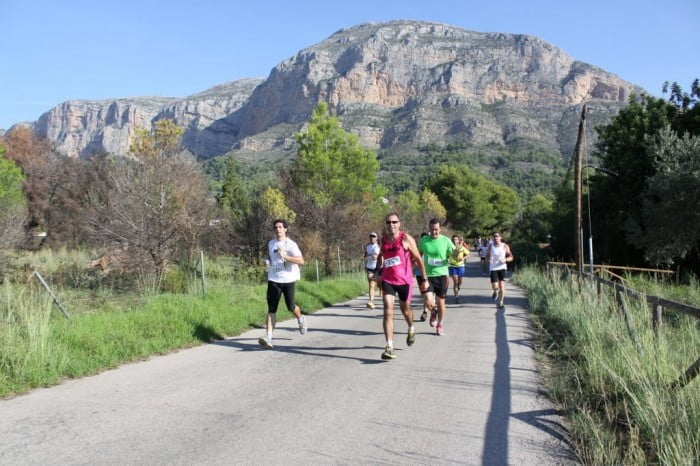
left=28, top=20, right=643, bottom=160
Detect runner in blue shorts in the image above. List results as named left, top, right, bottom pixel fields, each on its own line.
left=448, top=235, right=470, bottom=304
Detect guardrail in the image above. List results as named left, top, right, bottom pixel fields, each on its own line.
left=546, top=262, right=699, bottom=390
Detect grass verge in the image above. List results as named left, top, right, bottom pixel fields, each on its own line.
left=0, top=274, right=366, bottom=398
left=514, top=266, right=699, bottom=465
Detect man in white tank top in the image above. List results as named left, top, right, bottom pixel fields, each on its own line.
left=485, top=232, right=513, bottom=308
left=363, top=232, right=380, bottom=308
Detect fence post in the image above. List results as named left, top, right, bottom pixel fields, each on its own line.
left=31, top=270, right=71, bottom=319
left=200, top=250, right=206, bottom=297
left=652, top=302, right=663, bottom=336
left=315, top=259, right=320, bottom=283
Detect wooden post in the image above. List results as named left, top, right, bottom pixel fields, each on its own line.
left=652, top=303, right=663, bottom=335
left=573, top=104, right=587, bottom=274
left=670, top=357, right=700, bottom=390
left=32, top=270, right=71, bottom=319
left=200, top=250, right=206, bottom=297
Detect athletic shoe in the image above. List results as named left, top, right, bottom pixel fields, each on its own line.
left=366, top=301, right=374, bottom=309
left=407, top=329, right=416, bottom=346
left=436, top=323, right=444, bottom=336
left=420, top=310, right=428, bottom=322
left=498, top=299, right=504, bottom=308
left=298, top=317, right=307, bottom=335
left=381, top=346, right=397, bottom=360
left=258, top=336, right=273, bottom=349
left=492, top=291, right=498, bottom=301
left=429, top=308, right=438, bottom=327
left=455, top=296, right=460, bottom=304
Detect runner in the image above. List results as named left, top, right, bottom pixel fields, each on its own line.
left=414, top=232, right=434, bottom=322
left=448, top=235, right=470, bottom=304
left=376, top=213, right=428, bottom=360
left=363, top=232, right=380, bottom=309
left=258, top=219, right=307, bottom=349
left=479, top=238, right=490, bottom=275
left=485, top=231, right=514, bottom=308
left=419, top=219, right=454, bottom=336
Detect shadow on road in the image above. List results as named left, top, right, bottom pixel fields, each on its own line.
left=482, top=306, right=510, bottom=464
left=212, top=338, right=385, bottom=365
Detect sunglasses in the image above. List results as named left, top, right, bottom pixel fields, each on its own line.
left=386, top=220, right=400, bottom=224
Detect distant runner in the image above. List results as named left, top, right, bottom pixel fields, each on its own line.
left=258, top=219, right=307, bottom=349
left=448, top=235, right=469, bottom=304
left=486, top=231, right=514, bottom=308
left=363, top=232, right=380, bottom=309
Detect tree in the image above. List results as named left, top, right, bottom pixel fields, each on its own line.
left=90, top=119, right=210, bottom=275
left=512, top=193, right=554, bottom=243
left=393, top=189, right=447, bottom=234
left=633, top=126, right=700, bottom=266
left=589, top=80, right=699, bottom=265
left=290, top=102, right=385, bottom=273
left=427, top=165, right=518, bottom=236
left=1, top=126, right=57, bottom=243
left=0, top=144, right=26, bottom=266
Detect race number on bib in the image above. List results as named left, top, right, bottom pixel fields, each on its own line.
left=427, top=258, right=444, bottom=266
left=383, top=256, right=401, bottom=268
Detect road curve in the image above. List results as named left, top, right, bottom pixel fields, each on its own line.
left=0, top=258, right=577, bottom=465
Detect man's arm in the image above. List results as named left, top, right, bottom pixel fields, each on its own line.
left=405, top=234, right=428, bottom=280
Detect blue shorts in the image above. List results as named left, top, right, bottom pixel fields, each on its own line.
left=448, top=266, right=465, bottom=277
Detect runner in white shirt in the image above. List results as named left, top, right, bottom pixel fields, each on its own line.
left=258, top=219, right=307, bottom=349
left=363, top=232, right=381, bottom=309
left=485, top=232, right=514, bottom=308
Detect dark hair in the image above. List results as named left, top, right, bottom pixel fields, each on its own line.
left=428, top=218, right=441, bottom=227
left=273, top=219, right=288, bottom=229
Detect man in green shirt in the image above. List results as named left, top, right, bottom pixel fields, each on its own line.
left=418, top=218, right=454, bottom=336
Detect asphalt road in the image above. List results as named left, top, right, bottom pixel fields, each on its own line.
left=0, top=258, right=577, bottom=465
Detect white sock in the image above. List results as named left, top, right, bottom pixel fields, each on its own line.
left=387, top=339, right=393, bottom=348
left=409, top=325, right=415, bottom=333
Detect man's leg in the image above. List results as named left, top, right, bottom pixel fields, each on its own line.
left=498, top=279, right=506, bottom=307
left=382, top=292, right=395, bottom=346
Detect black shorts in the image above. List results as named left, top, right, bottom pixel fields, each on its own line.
left=267, top=281, right=296, bottom=314
left=426, top=275, right=449, bottom=298
left=381, top=281, right=410, bottom=302
left=490, top=269, right=506, bottom=283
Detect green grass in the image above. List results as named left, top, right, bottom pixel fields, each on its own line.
left=0, top=272, right=366, bottom=398
left=515, top=266, right=699, bottom=465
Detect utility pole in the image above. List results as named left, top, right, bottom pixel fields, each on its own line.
left=573, top=104, right=587, bottom=273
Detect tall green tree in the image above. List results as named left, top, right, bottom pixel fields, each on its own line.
left=427, top=165, right=518, bottom=236
left=290, top=102, right=385, bottom=273
left=588, top=80, right=699, bottom=266
left=634, top=126, right=700, bottom=266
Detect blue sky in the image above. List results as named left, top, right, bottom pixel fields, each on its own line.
left=1, top=0, right=698, bottom=129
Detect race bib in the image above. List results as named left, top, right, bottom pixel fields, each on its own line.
left=383, top=256, right=401, bottom=268
left=427, top=258, right=444, bottom=266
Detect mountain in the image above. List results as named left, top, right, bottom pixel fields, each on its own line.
left=24, top=20, right=643, bottom=162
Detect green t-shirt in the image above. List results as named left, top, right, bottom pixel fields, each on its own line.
left=419, top=234, right=454, bottom=277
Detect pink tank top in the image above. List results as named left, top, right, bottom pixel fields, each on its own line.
left=380, top=232, right=413, bottom=285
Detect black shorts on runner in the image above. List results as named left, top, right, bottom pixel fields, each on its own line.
left=426, top=275, right=449, bottom=298
left=267, top=281, right=296, bottom=314
left=490, top=269, right=506, bottom=283
left=381, top=281, right=411, bottom=302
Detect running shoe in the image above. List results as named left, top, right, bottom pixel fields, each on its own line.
left=436, top=323, right=444, bottom=336
left=498, top=299, right=504, bottom=308
left=366, top=301, right=375, bottom=309
left=492, top=291, right=498, bottom=301
left=420, top=310, right=428, bottom=322
left=429, top=308, right=438, bottom=327
left=258, top=336, right=273, bottom=349
left=298, top=317, right=307, bottom=335
left=455, top=296, right=460, bottom=304
left=381, top=346, right=397, bottom=360
left=407, top=329, right=416, bottom=346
